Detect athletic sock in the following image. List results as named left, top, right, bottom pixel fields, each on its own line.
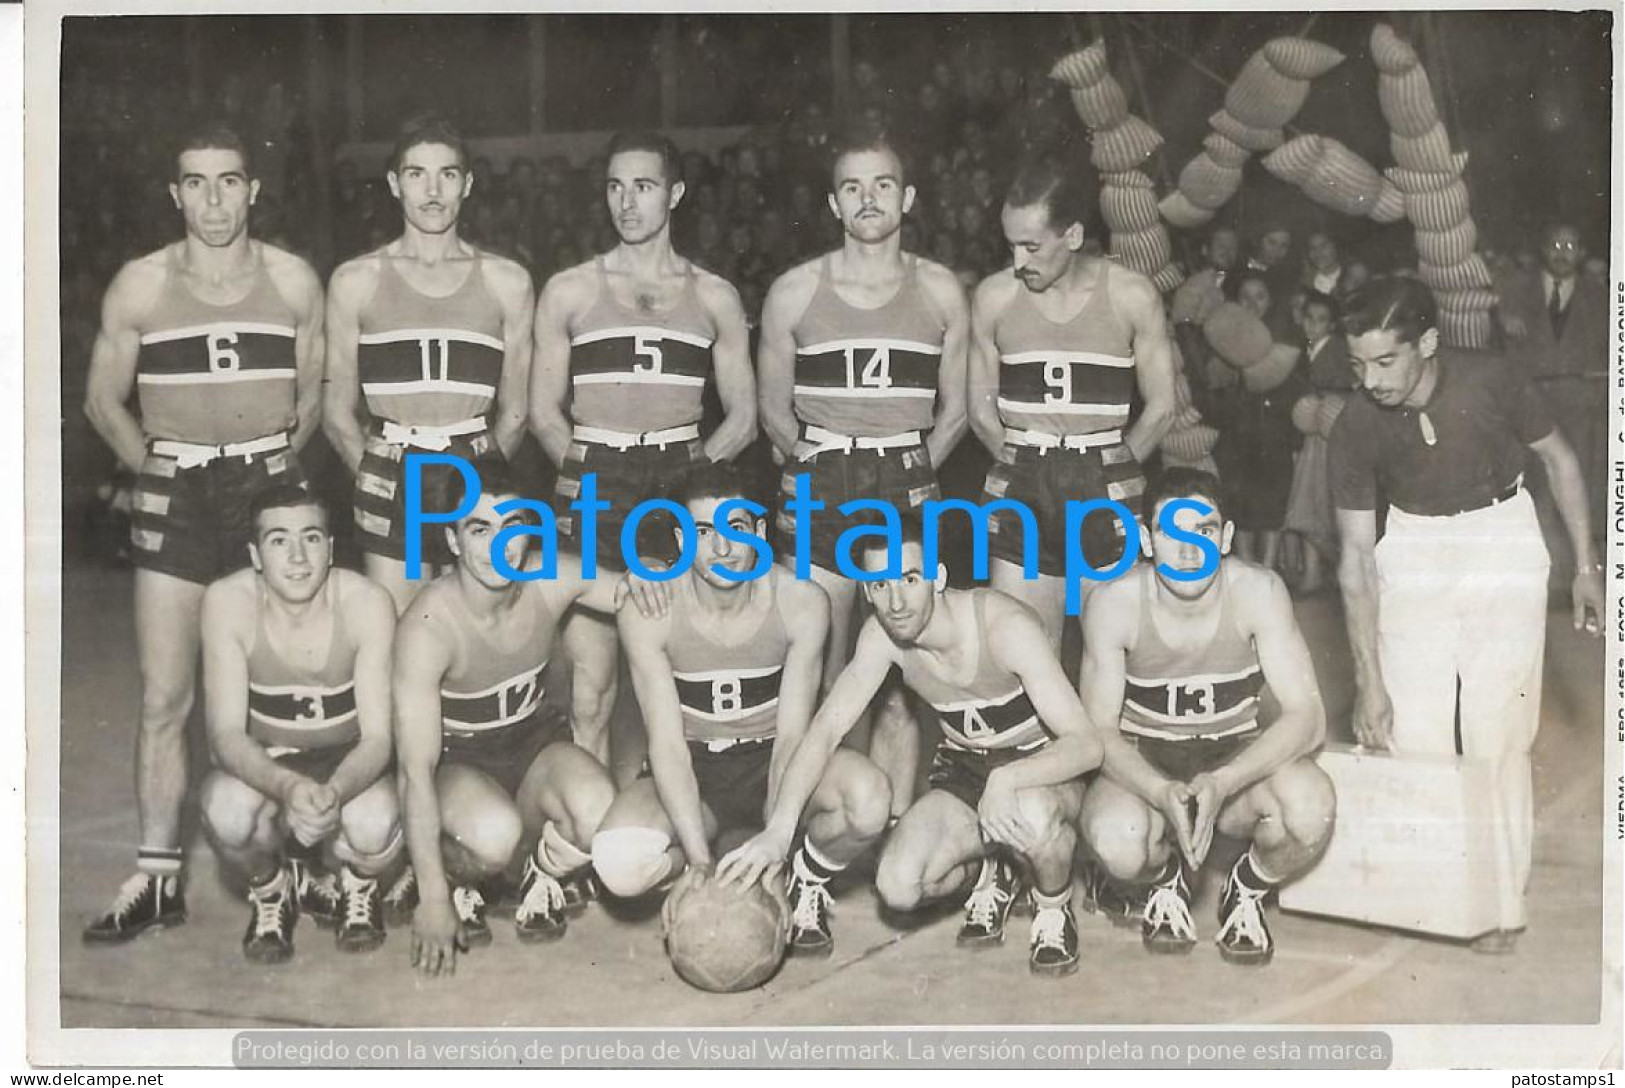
left=1032, top=885, right=1071, bottom=912
left=137, top=846, right=184, bottom=878
left=534, top=821, right=592, bottom=878
left=1140, top=854, right=1180, bottom=890
left=792, top=839, right=844, bottom=886
left=1232, top=850, right=1281, bottom=894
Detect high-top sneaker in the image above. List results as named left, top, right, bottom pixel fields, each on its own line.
left=335, top=867, right=386, bottom=954
left=1215, top=858, right=1275, bottom=966
left=786, top=871, right=835, bottom=957
left=1029, top=900, right=1081, bottom=977
left=1141, top=861, right=1198, bottom=955
left=242, top=867, right=298, bottom=965
left=83, top=872, right=187, bottom=944
left=383, top=867, right=418, bottom=926
left=957, top=855, right=1022, bottom=947
left=513, top=855, right=568, bottom=943
left=451, top=884, right=492, bottom=948
left=289, top=856, right=342, bottom=930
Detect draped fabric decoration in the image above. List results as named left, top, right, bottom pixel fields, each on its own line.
left=1160, top=331, right=1222, bottom=465
left=1371, top=22, right=1495, bottom=348
left=1262, top=135, right=1407, bottom=223
left=1050, top=42, right=1183, bottom=293
left=1160, top=37, right=1345, bottom=230
left=1202, top=301, right=1303, bottom=393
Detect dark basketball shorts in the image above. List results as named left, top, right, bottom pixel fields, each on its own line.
left=354, top=424, right=498, bottom=563
left=271, top=740, right=360, bottom=786
left=440, top=705, right=573, bottom=798
left=1128, top=729, right=1258, bottom=784
left=130, top=443, right=307, bottom=585
left=925, top=743, right=1037, bottom=811
left=637, top=737, right=775, bottom=835
left=776, top=442, right=939, bottom=574
left=980, top=440, right=1145, bottom=578
left=554, top=436, right=709, bottom=572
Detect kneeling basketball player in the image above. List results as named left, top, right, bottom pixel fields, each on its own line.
left=1078, top=468, right=1335, bottom=965
left=199, top=488, right=401, bottom=964
left=719, top=516, right=1105, bottom=976
left=593, top=464, right=891, bottom=957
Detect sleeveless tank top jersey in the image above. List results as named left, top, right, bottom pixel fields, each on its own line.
left=1120, top=566, right=1265, bottom=742
left=136, top=243, right=299, bottom=446
left=791, top=255, right=946, bottom=438
left=899, top=590, right=1049, bottom=753
left=246, top=584, right=360, bottom=753
left=357, top=249, right=506, bottom=428
left=993, top=263, right=1136, bottom=437
left=568, top=258, right=717, bottom=433
left=666, top=574, right=790, bottom=743
left=434, top=584, right=555, bottom=736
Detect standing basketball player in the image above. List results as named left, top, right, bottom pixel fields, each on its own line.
left=593, top=463, right=892, bottom=956
left=324, top=114, right=536, bottom=613
left=1078, top=469, right=1334, bottom=965
left=394, top=459, right=663, bottom=977
left=756, top=121, right=968, bottom=811
left=968, top=155, right=1176, bottom=648
left=720, top=518, right=1105, bottom=977
left=529, top=131, right=756, bottom=773
left=82, top=124, right=325, bottom=942
left=199, top=488, right=401, bottom=963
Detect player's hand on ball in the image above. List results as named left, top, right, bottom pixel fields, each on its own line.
left=411, top=896, right=465, bottom=978
left=1572, top=568, right=1604, bottom=637
left=1351, top=686, right=1395, bottom=751
left=715, top=829, right=789, bottom=890
left=977, top=774, right=1032, bottom=855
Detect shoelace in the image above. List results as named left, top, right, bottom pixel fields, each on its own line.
left=1030, top=906, right=1070, bottom=951
left=107, top=873, right=154, bottom=921
left=452, top=886, right=486, bottom=924
left=300, top=868, right=340, bottom=911
left=252, top=884, right=289, bottom=937
left=1217, top=887, right=1270, bottom=950
left=340, top=873, right=378, bottom=930
left=963, top=880, right=1013, bottom=929
left=792, top=880, right=833, bottom=931
left=516, top=870, right=564, bottom=922
left=384, top=869, right=416, bottom=907
left=1143, top=881, right=1197, bottom=942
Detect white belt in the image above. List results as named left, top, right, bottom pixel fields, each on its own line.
left=150, top=432, right=289, bottom=470
left=379, top=417, right=487, bottom=451
left=1005, top=427, right=1123, bottom=454
left=574, top=423, right=700, bottom=450
left=692, top=735, right=773, bottom=754
left=799, top=425, right=923, bottom=458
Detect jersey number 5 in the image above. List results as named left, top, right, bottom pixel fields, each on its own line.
left=634, top=334, right=664, bottom=375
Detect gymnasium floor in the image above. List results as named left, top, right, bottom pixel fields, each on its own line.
left=52, top=558, right=1607, bottom=1029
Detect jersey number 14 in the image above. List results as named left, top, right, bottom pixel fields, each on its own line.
left=844, top=346, right=893, bottom=390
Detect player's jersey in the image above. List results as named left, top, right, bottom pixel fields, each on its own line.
left=357, top=248, right=506, bottom=428
left=432, top=582, right=556, bottom=735
left=791, top=254, right=946, bottom=438
left=135, top=242, right=299, bottom=446
left=899, top=590, right=1049, bottom=753
left=993, top=262, right=1136, bottom=438
left=666, top=572, right=790, bottom=743
left=568, top=258, right=716, bottom=433
left=245, top=582, right=360, bottom=753
left=1120, top=565, right=1264, bottom=741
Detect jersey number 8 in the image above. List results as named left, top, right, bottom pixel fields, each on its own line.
left=711, top=676, right=743, bottom=716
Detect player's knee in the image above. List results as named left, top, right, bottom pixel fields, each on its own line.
left=561, top=774, right=617, bottom=845
left=200, top=775, right=260, bottom=850
left=446, top=804, right=523, bottom=874
left=838, top=763, right=893, bottom=841
left=590, top=827, right=674, bottom=899
left=334, top=823, right=404, bottom=876
left=1083, top=805, right=1153, bottom=882
left=874, top=854, right=924, bottom=913
left=1273, top=761, right=1336, bottom=850
left=1012, top=789, right=1070, bottom=847
left=139, top=678, right=194, bottom=732
left=338, top=784, right=400, bottom=858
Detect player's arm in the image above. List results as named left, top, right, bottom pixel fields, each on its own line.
left=487, top=258, right=537, bottom=460
left=1335, top=505, right=1391, bottom=749
left=757, top=266, right=814, bottom=459
left=276, top=252, right=327, bottom=453
left=83, top=260, right=161, bottom=473
left=717, top=620, right=897, bottom=886
left=393, top=611, right=461, bottom=975
left=321, top=259, right=374, bottom=474
left=619, top=604, right=712, bottom=867
left=201, top=584, right=305, bottom=803
left=763, top=579, right=831, bottom=812
left=1209, top=570, right=1326, bottom=799
left=1078, top=580, right=1179, bottom=805
left=696, top=272, right=758, bottom=462
left=553, top=550, right=669, bottom=619
left=966, top=276, right=1008, bottom=458
left=528, top=271, right=579, bottom=467
left=921, top=261, right=970, bottom=467
left=324, top=579, right=397, bottom=805
left=1529, top=428, right=1605, bottom=633
left=984, top=599, right=1104, bottom=794
left=1119, top=277, right=1177, bottom=464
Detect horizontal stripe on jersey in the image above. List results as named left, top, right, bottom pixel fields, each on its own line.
left=359, top=330, right=503, bottom=425
left=793, top=339, right=940, bottom=436
left=1123, top=663, right=1265, bottom=730
left=929, top=686, right=1048, bottom=752
left=673, top=664, right=784, bottom=724
left=997, top=349, right=1135, bottom=435
left=248, top=681, right=360, bottom=751
left=441, top=663, right=546, bottom=732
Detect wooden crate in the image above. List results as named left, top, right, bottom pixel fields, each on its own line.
left=1278, top=744, right=1501, bottom=939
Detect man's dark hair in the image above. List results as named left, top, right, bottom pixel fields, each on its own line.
left=828, top=117, right=909, bottom=188
left=175, top=122, right=253, bottom=178
left=1004, top=152, right=1097, bottom=234
left=249, top=484, right=327, bottom=535
left=605, top=131, right=684, bottom=188
left=671, top=460, right=764, bottom=514
left=858, top=510, right=928, bottom=565
left=390, top=113, right=469, bottom=175
left=427, top=456, right=523, bottom=524
left=1300, top=289, right=1341, bottom=323
left=1340, top=275, right=1438, bottom=346
left=1144, top=468, right=1230, bottom=528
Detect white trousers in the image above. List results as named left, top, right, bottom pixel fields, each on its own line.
left=1374, top=489, right=1550, bottom=931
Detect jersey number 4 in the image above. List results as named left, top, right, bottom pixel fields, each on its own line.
left=843, top=346, right=893, bottom=390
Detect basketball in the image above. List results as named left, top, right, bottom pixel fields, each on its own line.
left=664, top=876, right=790, bottom=993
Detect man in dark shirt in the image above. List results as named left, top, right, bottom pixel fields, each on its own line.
left=1329, top=276, right=1603, bottom=954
